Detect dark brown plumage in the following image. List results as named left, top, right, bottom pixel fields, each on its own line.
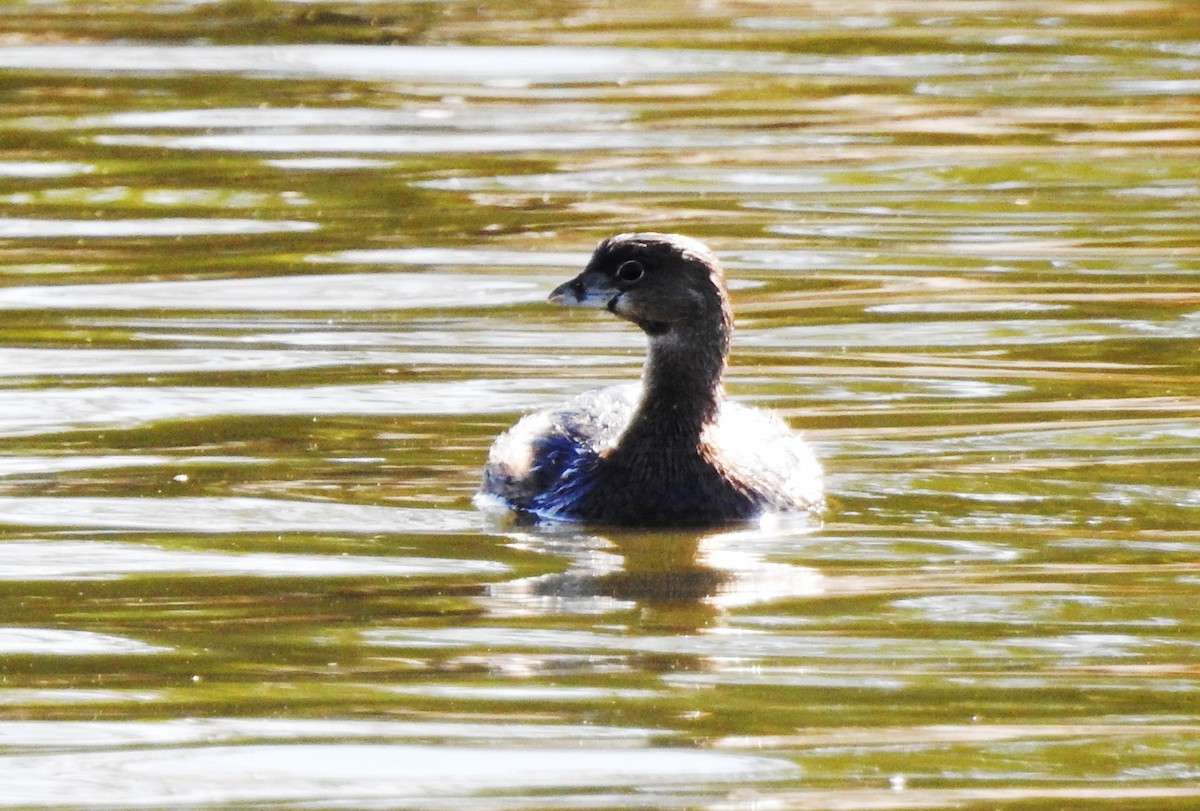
left=478, top=232, right=823, bottom=527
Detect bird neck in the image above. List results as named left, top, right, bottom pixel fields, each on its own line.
left=623, top=319, right=730, bottom=449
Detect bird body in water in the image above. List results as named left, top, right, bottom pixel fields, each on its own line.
left=478, top=232, right=823, bottom=527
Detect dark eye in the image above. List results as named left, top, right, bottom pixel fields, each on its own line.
left=616, top=259, right=644, bottom=283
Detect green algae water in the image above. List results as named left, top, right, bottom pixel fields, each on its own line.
left=0, top=1, right=1198, bottom=807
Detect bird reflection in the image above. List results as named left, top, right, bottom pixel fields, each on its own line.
left=487, top=517, right=824, bottom=632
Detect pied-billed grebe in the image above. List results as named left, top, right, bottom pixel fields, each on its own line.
left=478, top=232, right=823, bottom=527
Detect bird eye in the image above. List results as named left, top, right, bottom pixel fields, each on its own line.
left=616, top=260, right=644, bottom=283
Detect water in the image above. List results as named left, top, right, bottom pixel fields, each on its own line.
left=0, top=1, right=1199, bottom=807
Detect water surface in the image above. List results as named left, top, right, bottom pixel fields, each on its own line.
left=0, top=1, right=1198, bottom=808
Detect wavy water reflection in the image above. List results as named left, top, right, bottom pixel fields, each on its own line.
left=0, top=628, right=167, bottom=656
left=0, top=272, right=545, bottom=310
left=0, top=540, right=504, bottom=579
left=0, top=496, right=480, bottom=534
left=0, top=217, right=317, bottom=238
left=0, top=741, right=795, bottom=807
left=0, top=42, right=1002, bottom=81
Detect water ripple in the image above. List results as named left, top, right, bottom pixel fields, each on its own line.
left=0, top=272, right=546, bottom=311
left=96, top=129, right=840, bottom=155
left=0, top=628, right=167, bottom=656
left=0, top=742, right=794, bottom=806
left=0, top=218, right=317, bottom=239
left=0, top=496, right=479, bottom=534
left=0, top=717, right=665, bottom=749
left=0, top=381, right=564, bottom=436
left=0, top=540, right=506, bottom=579
left=0, top=43, right=996, bottom=81
left=0, top=161, right=93, bottom=178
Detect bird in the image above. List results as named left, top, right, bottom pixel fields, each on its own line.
left=477, top=232, right=823, bottom=527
